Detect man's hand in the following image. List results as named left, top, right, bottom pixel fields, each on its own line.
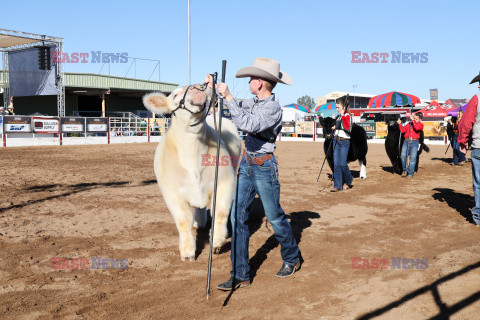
left=217, top=83, right=233, bottom=101
left=459, top=143, right=467, bottom=154
left=204, top=74, right=214, bottom=89
left=397, top=119, right=402, bottom=125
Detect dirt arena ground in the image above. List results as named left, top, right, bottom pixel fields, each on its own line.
left=1, top=141, right=479, bottom=319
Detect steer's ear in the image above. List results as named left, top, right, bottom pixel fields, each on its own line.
left=143, top=92, right=173, bottom=115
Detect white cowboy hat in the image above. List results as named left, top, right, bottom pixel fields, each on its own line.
left=236, top=57, right=292, bottom=85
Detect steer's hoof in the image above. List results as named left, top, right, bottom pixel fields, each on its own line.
left=181, top=255, right=195, bottom=262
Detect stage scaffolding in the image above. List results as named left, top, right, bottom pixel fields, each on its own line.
left=0, top=29, right=65, bottom=116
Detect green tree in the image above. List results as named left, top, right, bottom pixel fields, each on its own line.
left=297, top=95, right=316, bottom=111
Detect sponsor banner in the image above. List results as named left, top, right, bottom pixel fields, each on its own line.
left=375, top=122, right=388, bottom=138
left=430, top=89, right=438, bottom=102
left=356, top=122, right=376, bottom=137
left=86, top=118, right=108, bottom=132
left=281, top=121, right=295, bottom=133
left=423, top=121, right=447, bottom=137
left=295, top=121, right=314, bottom=135
left=61, top=117, right=85, bottom=133
left=33, top=117, right=59, bottom=134
left=316, top=122, right=323, bottom=135
left=4, top=116, right=32, bottom=133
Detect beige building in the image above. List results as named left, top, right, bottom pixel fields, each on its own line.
left=317, top=91, right=375, bottom=109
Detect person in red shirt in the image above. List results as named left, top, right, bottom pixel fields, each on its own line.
left=397, top=112, right=424, bottom=178
left=458, top=71, right=480, bottom=225
left=330, top=97, right=353, bottom=192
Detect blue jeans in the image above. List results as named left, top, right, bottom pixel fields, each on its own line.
left=452, top=134, right=466, bottom=165
left=401, top=140, right=419, bottom=177
left=230, top=154, right=300, bottom=281
left=471, top=148, right=480, bottom=225
left=333, top=139, right=353, bottom=190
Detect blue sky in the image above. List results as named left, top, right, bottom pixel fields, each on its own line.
left=3, top=0, right=479, bottom=105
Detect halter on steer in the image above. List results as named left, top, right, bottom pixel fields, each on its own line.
left=170, top=74, right=218, bottom=128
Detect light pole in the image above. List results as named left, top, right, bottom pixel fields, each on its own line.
left=353, top=84, right=358, bottom=108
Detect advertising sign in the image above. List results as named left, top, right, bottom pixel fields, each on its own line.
left=423, top=121, right=447, bottom=137
left=281, top=121, right=295, bottom=133
left=295, top=121, right=314, bottom=135
left=356, top=122, right=377, bottom=137
left=430, top=89, right=438, bottom=102
left=3, top=116, right=32, bottom=133
left=375, top=122, right=388, bottom=138
left=33, top=117, right=59, bottom=134
left=86, top=118, right=108, bottom=132
left=61, top=117, right=85, bottom=133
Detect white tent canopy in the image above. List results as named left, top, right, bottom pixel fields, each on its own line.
left=282, top=107, right=306, bottom=122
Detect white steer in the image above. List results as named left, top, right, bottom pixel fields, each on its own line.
left=143, top=84, right=241, bottom=261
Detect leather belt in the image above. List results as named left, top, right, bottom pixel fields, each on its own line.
left=407, top=138, right=419, bottom=141
left=243, top=151, right=273, bottom=165
left=335, top=137, right=349, bottom=141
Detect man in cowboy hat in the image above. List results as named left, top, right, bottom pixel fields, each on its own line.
left=458, top=71, right=480, bottom=225
left=205, top=57, right=301, bottom=291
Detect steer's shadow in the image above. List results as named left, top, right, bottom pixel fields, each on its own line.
left=431, top=157, right=453, bottom=164
left=381, top=166, right=397, bottom=174
left=432, top=188, right=476, bottom=225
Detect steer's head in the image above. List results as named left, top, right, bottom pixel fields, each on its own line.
left=318, top=116, right=336, bottom=139
left=385, top=114, right=399, bottom=130
left=143, top=84, right=213, bottom=126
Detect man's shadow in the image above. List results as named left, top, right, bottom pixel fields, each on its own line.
left=432, top=188, right=476, bottom=224
left=219, top=198, right=320, bottom=306
left=245, top=199, right=320, bottom=281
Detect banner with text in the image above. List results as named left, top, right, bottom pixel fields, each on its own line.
left=86, top=118, right=108, bottom=132
left=3, top=116, right=32, bottom=133
left=281, top=121, right=296, bottom=133
left=33, top=117, right=60, bottom=134
left=355, top=122, right=377, bottom=137
left=295, top=121, right=314, bottom=135
left=61, top=117, right=85, bottom=133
